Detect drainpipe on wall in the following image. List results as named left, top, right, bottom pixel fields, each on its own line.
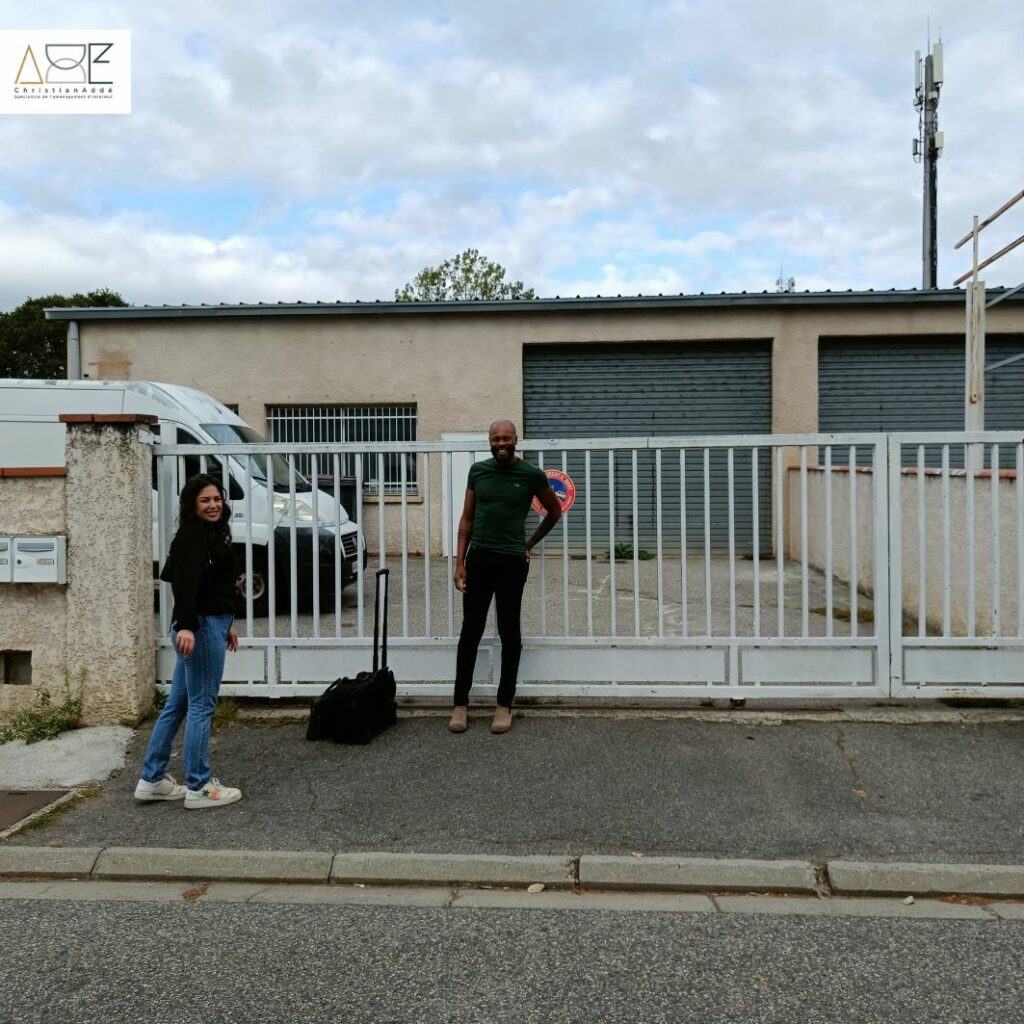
left=66, top=321, right=80, bottom=379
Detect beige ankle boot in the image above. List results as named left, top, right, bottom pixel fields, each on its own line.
left=490, top=705, right=512, bottom=734
left=449, top=706, right=468, bottom=733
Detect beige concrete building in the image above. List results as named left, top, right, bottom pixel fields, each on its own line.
left=49, top=288, right=1024, bottom=439
left=45, top=289, right=1024, bottom=558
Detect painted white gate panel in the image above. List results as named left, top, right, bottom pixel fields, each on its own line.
left=741, top=648, right=876, bottom=685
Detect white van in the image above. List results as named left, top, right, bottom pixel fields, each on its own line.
left=0, top=378, right=365, bottom=613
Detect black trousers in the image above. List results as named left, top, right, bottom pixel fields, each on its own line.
left=454, top=548, right=530, bottom=708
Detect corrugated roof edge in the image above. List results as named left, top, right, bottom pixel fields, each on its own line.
left=42, top=287, right=1019, bottom=320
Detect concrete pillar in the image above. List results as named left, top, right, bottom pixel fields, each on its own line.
left=61, top=414, right=156, bottom=725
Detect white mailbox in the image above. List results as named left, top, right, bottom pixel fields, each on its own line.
left=0, top=538, right=11, bottom=583
left=12, top=536, right=67, bottom=585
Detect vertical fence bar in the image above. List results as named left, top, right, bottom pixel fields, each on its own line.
left=608, top=450, right=617, bottom=638
left=446, top=450, right=454, bottom=639
left=800, top=446, right=809, bottom=637
left=727, top=447, right=736, bottom=639
left=354, top=451, right=365, bottom=638
left=751, top=447, right=760, bottom=638
left=218, top=458, right=231, bottom=620
left=632, top=449, right=640, bottom=638
left=655, top=449, right=664, bottom=637
left=311, top=454, right=320, bottom=640
left=966, top=443, right=976, bottom=638
left=703, top=447, right=712, bottom=637
left=538, top=451, right=547, bottom=638
left=1018, top=443, right=1024, bottom=638
left=400, top=451, right=409, bottom=638
left=991, top=443, right=1000, bottom=637
left=941, top=445, right=951, bottom=636
left=332, top=454, right=342, bottom=638
left=679, top=449, right=687, bottom=637
left=881, top=437, right=900, bottom=694
left=849, top=446, right=858, bottom=639
left=423, top=453, right=432, bottom=638
left=157, top=454, right=175, bottom=642
left=776, top=446, right=784, bottom=638
left=585, top=450, right=593, bottom=638
left=917, top=445, right=926, bottom=638
left=244, top=455, right=254, bottom=639
left=820, top=446, right=831, bottom=637
left=377, top=452, right=386, bottom=572
left=562, top=449, right=570, bottom=637
left=288, top=455, right=298, bottom=638
left=266, top=453, right=276, bottom=649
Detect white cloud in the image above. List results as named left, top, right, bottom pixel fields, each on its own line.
left=1, top=0, right=1023, bottom=309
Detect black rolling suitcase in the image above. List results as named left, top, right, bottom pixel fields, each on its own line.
left=306, top=568, right=397, bottom=744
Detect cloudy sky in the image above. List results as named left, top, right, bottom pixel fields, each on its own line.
left=1, top=0, right=1022, bottom=310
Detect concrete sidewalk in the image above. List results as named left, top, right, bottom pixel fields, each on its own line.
left=2, top=708, right=1024, bottom=896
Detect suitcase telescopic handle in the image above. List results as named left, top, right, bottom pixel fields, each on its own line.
left=373, top=568, right=389, bottom=672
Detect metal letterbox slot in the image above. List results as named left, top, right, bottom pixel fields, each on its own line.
left=12, top=536, right=66, bottom=585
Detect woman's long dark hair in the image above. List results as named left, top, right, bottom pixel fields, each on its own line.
left=178, top=473, right=232, bottom=548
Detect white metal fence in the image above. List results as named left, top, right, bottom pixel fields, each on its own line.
left=153, top=431, right=1024, bottom=701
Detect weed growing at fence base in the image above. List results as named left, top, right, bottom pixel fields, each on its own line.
left=213, top=697, right=239, bottom=733
left=0, top=689, right=83, bottom=745
left=610, top=543, right=655, bottom=561
left=811, top=605, right=875, bottom=624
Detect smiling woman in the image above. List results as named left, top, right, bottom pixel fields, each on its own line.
left=135, top=473, right=243, bottom=811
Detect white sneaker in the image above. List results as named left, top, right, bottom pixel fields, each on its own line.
left=185, top=778, right=242, bottom=809
left=134, top=774, right=187, bottom=802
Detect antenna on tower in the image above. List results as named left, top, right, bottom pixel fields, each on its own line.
left=775, top=266, right=795, bottom=293
left=914, top=36, right=944, bottom=288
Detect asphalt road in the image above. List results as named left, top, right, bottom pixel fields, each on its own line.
left=9, top=716, right=1024, bottom=864
left=3, top=895, right=1023, bottom=1023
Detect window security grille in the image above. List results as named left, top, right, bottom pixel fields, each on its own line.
left=266, top=404, right=417, bottom=495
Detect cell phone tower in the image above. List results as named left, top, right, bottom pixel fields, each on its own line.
left=913, top=39, right=944, bottom=289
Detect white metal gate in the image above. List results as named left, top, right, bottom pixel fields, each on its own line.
left=153, top=431, right=1024, bottom=700
left=889, top=432, right=1024, bottom=696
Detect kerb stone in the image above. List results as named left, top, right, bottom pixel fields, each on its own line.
left=828, top=860, right=1024, bottom=898
left=330, top=852, right=575, bottom=888
left=579, top=855, right=818, bottom=893
left=0, top=845, right=102, bottom=878
left=93, top=847, right=333, bottom=883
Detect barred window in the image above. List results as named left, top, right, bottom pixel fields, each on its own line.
left=266, top=404, right=417, bottom=495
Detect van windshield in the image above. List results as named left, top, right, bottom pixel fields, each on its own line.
left=202, top=423, right=310, bottom=491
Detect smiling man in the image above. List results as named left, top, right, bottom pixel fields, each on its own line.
left=450, top=419, right=562, bottom=734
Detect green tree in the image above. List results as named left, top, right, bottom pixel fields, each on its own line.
left=394, top=248, right=536, bottom=302
left=0, top=289, right=128, bottom=379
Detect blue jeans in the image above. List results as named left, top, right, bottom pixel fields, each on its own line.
left=141, top=614, right=232, bottom=792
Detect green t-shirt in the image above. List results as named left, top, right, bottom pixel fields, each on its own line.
left=467, top=457, right=550, bottom=556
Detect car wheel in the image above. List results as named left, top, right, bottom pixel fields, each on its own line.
left=235, top=547, right=269, bottom=617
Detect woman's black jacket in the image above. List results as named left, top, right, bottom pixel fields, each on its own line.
left=159, top=520, right=236, bottom=631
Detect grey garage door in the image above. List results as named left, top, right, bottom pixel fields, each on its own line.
left=523, top=341, right=773, bottom=553
left=819, top=334, right=1024, bottom=467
